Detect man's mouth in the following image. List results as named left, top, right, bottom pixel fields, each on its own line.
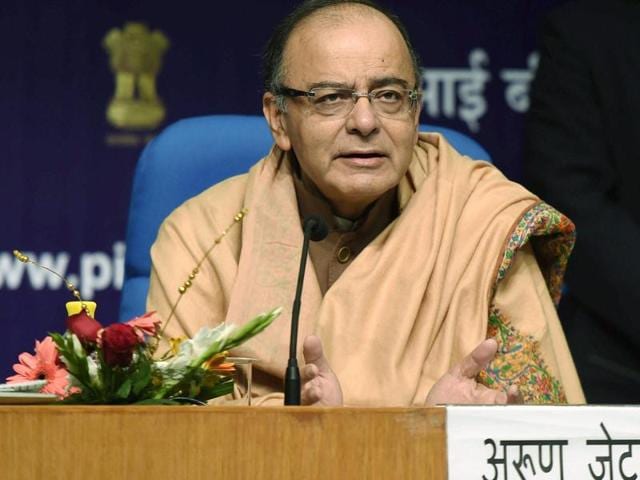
left=336, top=151, right=387, bottom=167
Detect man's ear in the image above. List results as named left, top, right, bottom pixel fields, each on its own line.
left=263, top=92, right=292, bottom=151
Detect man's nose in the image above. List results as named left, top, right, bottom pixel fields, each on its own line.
left=345, top=97, right=380, bottom=136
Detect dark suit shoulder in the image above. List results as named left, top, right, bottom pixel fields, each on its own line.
left=546, top=0, right=640, bottom=44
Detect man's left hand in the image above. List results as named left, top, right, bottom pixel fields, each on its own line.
left=425, top=338, right=523, bottom=405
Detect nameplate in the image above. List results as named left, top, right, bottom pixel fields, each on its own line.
left=447, top=405, right=640, bottom=480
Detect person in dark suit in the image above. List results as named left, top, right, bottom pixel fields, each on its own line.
left=524, top=0, right=640, bottom=403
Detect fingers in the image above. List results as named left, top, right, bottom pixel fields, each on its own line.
left=426, top=337, right=523, bottom=406
left=459, top=339, right=523, bottom=404
left=477, top=384, right=522, bottom=405
left=458, top=338, right=499, bottom=378
left=303, top=335, right=332, bottom=373
left=301, top=335, right=344, bottom=407
left=300, top=363, right=319, bottom=382
left=300, top=340, right=323, bottom=405
left=506, top=384, right=524, bottom=404
left=301, top=335, right=325, bottom=406
left=301, top=379, right=322, bottom=405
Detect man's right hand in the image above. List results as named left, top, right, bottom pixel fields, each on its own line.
left=425, top=338, right=523, bottom=405
left=300, top=335, right=343, bottom=406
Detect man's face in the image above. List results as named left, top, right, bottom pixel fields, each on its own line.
left=263, top=8, right=421, bottom=219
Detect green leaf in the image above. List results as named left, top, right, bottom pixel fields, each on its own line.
left=188, top=380, right=200, bottom=398
left=132, top=358, right=152, bottom=396
left=223, top=307, right=283, bottom=351
left=190, top=307, right=282, bottom=368
left=116, top=379, right=132, bottom=399
left=205, top=376, right=234, bottom=399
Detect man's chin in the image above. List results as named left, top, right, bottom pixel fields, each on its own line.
left=328, top=186, right=393, bottom=215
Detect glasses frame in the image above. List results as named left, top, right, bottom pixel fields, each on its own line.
left=276, top=85, right=420, bottom=117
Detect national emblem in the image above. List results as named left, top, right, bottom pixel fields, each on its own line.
left=103, top=22, right=170, bottom=130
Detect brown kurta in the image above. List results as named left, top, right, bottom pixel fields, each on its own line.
left=147, top=133, right=585, bottom=405
left=293, top=171, right=398, bottom=295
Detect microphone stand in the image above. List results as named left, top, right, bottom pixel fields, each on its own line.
left=284, top=216, right=328, bottom=405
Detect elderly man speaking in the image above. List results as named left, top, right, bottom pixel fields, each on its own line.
left=147, top=0, right=584, bottom=406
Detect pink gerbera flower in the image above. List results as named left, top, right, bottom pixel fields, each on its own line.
left=6, top=336, right=69, bottom=397
left=126, top=311, right=162, bottom=341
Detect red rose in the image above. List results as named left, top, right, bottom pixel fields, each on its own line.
left=100, top=324, right=140, bottom=367
left=66, top=311, right=103, bottom=343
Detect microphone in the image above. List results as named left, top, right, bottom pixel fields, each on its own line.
left=284, top=215, right=329, bottom=405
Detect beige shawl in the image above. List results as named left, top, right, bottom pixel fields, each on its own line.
left=149, top=132, right=584, bottom=405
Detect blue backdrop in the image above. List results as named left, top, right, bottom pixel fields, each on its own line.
left=0, top=0, right=564, bottom=378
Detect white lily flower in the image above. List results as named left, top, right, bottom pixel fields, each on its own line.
left=86, top=355, right=103, bottom=389
left=181, top=323, right=236, bottom=359
left=70, top=332, right=85, bottom=357
left=155, top=323, right=236, bottom=374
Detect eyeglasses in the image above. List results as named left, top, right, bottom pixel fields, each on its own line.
left=276, top=86, right=420, bottom=118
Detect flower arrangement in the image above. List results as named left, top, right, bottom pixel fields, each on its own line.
left=5, top=210, right=281, bottom=404
left=6, top=301, right=280, bottom=404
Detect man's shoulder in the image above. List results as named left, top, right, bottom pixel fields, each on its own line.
left=191, top=173, right=249, bottom=206
left=162, top=173, right=249, bottom=231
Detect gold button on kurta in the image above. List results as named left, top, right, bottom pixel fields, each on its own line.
left=336, top=246, right=351, bottom=263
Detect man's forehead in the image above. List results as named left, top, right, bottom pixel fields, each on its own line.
left=294, top=3, right=381, bottom=33
left=288, top=4, right=402, bottom=48
left=282, top=7, right=413, bottom=85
